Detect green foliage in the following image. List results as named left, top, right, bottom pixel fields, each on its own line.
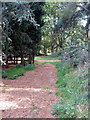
left=50, top=61, right=60, bottom=67
left=2, top=2, right=45, bottom=65
left=35, top=61, right=46, bottom=65
left=43, top=86, right=53, bottom=89
left=54, top=3, right=77, bottom=32
left=2, top=71, right=8, bottom=78
left=3, top=86, right=11, bottom=90
left=9, top=72, right=24, bottom=80
left=30, top=105, right=38, bottom=110
left=3, top=64, right=36, bottom=80
left=51, top=51, right=62, bottom=59
left=52, top=45, right=88, bottom=67
left=52, top=61, right=88, bottom=118
left=24, top=64, right=36, bottom=71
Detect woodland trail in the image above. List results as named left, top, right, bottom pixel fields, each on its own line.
left=1, top=62, right=58, bottom=118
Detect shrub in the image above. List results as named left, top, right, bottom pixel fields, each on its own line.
left=51, top=46, right=88, bottom=66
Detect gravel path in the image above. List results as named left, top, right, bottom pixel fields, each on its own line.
left=1, top=62, right=58, bottom=118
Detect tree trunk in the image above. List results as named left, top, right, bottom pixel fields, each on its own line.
left=43, top=46, right=47, bottom=56
left=58, top=32, right=63, bottom=48
left=16, top=57, right=18, bottom=64
left=28, top=53, right=32, bottom=64
left=5, top=37, right=9, bottom=68
left=21, top=56, right=24, bottom=65
left=32, top=52, right=34, bottom=64
left=14, top=55, right=15, bottom=64
left=55, top=44, right=58, bottom=52
left=21, top=49, right=24, bottom=65
left=51, top=43, right=54, bottom=53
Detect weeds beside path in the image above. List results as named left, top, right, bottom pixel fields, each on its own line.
left=1, top=62, right=59, bottom=118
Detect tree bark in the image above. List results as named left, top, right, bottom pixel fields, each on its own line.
left=5, top=37, right=9, bottom=68
left=14, top=55, right=15, bottom=64
left=32, top=52, right=35, bottom=64
left=21, top=48, right=24, bottom=65
left=28, top=53, right=32, bottom=64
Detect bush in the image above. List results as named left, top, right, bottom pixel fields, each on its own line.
left=51, top=46, right=88, bottom=66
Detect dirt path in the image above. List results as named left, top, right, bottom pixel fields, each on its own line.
left=1, top=62, right=58, bottom=118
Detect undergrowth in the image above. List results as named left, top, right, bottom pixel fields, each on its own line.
left=2, top=64, right=36, bottom=80
left=51, top=60, right=88, bottom=118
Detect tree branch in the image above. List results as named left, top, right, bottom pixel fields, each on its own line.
left=77, top=5, right=90, bottom=15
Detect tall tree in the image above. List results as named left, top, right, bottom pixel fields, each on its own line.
left=1, top=2, right=44, bottom=65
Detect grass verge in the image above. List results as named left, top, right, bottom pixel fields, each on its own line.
left=51, top=61, right=88, bottom=118
left=2, top=64, right=36, bottom=80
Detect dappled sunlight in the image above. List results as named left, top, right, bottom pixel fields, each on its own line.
left=6, top=87, right=42, bottom=92
left=0, top=86, right=58, bottom=111
left=0, top=101, right=18, bottom=110
left=1, top=59, right=58, bottom=118
left=5, top=87, right=56, bottom=92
